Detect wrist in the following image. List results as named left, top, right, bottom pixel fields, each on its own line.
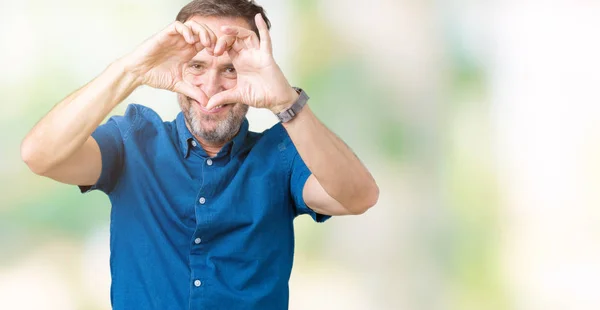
left=272, top=87, right=310, bottom=123
left=104, top=59, right=144, bottom=101
left=270, top=87, right=300, bottom=114
left=113, top=56, right=145, bottom=88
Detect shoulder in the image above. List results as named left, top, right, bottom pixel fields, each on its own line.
left=255, top=123, right=290, bottom=144
left=264, top=123, right=297, bottom=152
left=244, top=123, right=290, bottom=151
left=122, top=103, right=165, bottom=125
left=107, top=104, right=171, bottom=139
left=247, top=122, right=298, bottom=166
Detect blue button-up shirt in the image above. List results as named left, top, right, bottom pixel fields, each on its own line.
left=81, top=104, right=330, bottom=309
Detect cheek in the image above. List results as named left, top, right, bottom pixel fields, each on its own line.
left=177, top=94, right=187, bottom=107
left=222, top=78, right=237, bottom=90
left=183, top=72, right=199, bottom=84
left=178, top=95, right=195, bottom=114
left=232, top=104, right=248, bottom=115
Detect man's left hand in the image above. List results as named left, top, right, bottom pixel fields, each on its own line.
left=206, top=13, right=298, bottom=113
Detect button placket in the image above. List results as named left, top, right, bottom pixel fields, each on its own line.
left=190, top=158, right=213, bottom=296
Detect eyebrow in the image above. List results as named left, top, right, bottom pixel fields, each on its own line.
left=188, top=60, right=234, bottom=69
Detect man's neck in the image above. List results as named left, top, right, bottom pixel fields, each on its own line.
left=196, top=138, right=224, bottom=158
left=184, top=120, right=243, bottom=158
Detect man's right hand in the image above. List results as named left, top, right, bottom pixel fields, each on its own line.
left=123, top=20, right=218, bottom=104
left=22, top=19, right=218, bottom=185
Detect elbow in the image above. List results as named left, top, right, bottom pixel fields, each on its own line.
left=348, top=183, right=380, bottom=215
left=21, top=139, right=50, bottom=176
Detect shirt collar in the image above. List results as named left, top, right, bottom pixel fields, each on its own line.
left=176, top=112, right=194, bottom=158
left=229, top=117, right=249, bottom=158
left=176, top=112, right=249, bottom=159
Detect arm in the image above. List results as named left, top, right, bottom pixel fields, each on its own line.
left=205, top=14, right=379, bottom=215
left=281, top=103, right=379, bottom=215
left=20, top=61, right=140, bottom=184
left=21, top=20, right=218, bottom=185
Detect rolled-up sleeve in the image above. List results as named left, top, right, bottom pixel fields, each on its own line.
left=289, top=151, right=331, bottom=223
left=77, top=101, right=148, bottom=195
left=78, top=117, right=124, bottom=194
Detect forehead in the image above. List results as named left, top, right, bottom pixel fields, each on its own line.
left=187, top=15, right=252, bottom=64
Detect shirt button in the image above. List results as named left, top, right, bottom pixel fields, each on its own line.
left=194, top=280, right=201, bottom=287
left=191, top=140, right=197, bottom=147
left=206, top=158, right=213, bottom=166
left=194, top=238, right=202, bottom=244
left=199, top=197, right=206, bottom=204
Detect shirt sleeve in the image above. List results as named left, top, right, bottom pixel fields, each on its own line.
left=290, top=150, right=331, bottom=223
left=78, top=116, right=125, bottom=195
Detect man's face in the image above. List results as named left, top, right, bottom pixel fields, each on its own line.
left=178, top=15, right=250, bottom=145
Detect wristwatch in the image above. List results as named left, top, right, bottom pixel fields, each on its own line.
left=275, top=87, right=309, bottom=123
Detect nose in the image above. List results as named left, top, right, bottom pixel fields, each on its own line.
left=194, top=71, right=223, bottom=99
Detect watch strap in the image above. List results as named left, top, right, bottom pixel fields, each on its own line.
left=275, top=87, right=309, bottom=123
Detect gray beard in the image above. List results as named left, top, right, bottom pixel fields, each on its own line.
left=182, top=103, right=248, bottom=145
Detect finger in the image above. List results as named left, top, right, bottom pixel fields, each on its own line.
left=173, top=21, right=195, bottom=45
left=186, top=22, right=219, bottom=55
left=221, top=25, right=259, bottom=48
left=184, top=21, right=210, bottom=49
left=226, top=47, right=240, bottom=61
left=215, top=35, right=245, bottom=55
left=207, top=89, right=243, bottom=109
left=194, top=41, right=205, bottom=53
left=214, top=35, right=236, bottom=55
left=255, top=13, right=272, bottom=54
left=174, top=80, right=208, bottom=105
left=202, top=24, right=218, bottom=49
left=200, top=24, right=218, bottom=55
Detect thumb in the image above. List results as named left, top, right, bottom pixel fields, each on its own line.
left=174, top=81, right=208, bottom=105
left=207, top=89, right=244, bottom=109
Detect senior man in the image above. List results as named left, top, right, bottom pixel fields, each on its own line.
left=21, top=0, right=379, bottom=309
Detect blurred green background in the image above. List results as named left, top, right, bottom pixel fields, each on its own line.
left=2, top=0, right=600, bottom=309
